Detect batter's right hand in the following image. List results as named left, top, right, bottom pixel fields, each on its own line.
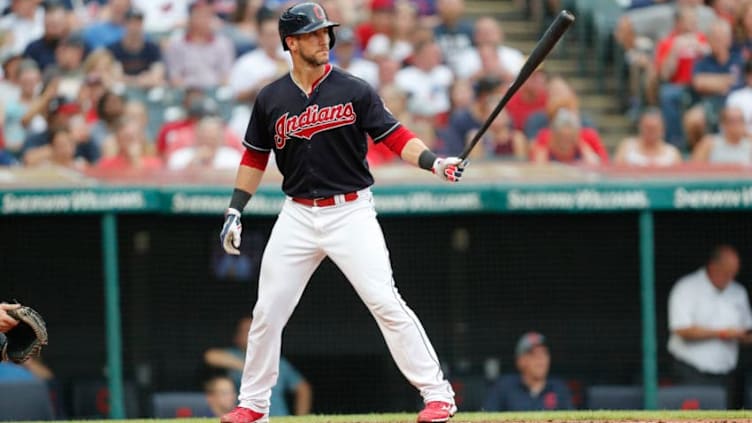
left=220, top=208, right=242, bottom=255
left=433, top=157, right=467, bottom=183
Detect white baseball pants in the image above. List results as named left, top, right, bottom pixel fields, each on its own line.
left=238, top=189, right=455, bottom=413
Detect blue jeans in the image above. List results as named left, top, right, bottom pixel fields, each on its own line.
left=659, top=83, right=689, bottom=150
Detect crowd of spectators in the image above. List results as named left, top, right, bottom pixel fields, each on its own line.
left=1, top=0, right=751, bottom=177
left=614, top=0, right=752, bottom=163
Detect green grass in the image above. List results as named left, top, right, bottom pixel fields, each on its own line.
left=24, top=410, right=752, bottom=423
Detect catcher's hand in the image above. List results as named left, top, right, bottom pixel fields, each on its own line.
left=0, top=303, right=20, bottom=332
left=1, top=305, right=48, bottom=364
left=220, top=208, right=242, bottom=255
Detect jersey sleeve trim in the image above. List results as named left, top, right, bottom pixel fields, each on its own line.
left=372, top=122, right=401, bottom=142
left=243, top=139, right=272, bottom=152
left=240, top=148, right=270, bottom=171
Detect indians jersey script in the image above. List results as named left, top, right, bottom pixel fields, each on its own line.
left=244, top=64, right=403, bottom=198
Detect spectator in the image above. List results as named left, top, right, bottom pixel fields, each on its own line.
left=726, top=59, right=752, bottom=135
left=106, top=7, right=165, bottom=90
left=46, top=126, right=87, bottom=170
left=531, top=108, right=606, bottom=166
left=89, top=90, right=125, bottom=151
left=221, top=0, right=264, bottom=56
left=168, top=116, right=242, bottom=170
left=733, top=1, right=752, bottom=60
left=483, top=331, right=573, bottom=411
left=433, top=0, right=473, bottom=77
left=655, top=6, right=709, bottom=148
left=333, top=27, right=378, bottom=88
left=524, top=76, right=597, bottom=140
left=0, top=303, right=20, bottom=333
left=459, top=16, right=523, bottom=83
left=614, top=108, right=682, bottom=167
left=229, top=9, right=288, bottom=105
left=122, top=98, right=149, bottom=138
left=711, top=0, right=738, bottom=25
left=362, top=0, right=414, bottom=64
left=81, top=0, right=130, bottom=49
left=394, top=38, right=453, bottom=124
left=23, top=1, right=69, bottom=72
left=22, top=96, right=99, bottom=166
left=505, top=63, right=546, bottom=133
left=204, top=316, right=313, bottom=417
left=683, top=19, right=744, bottom=148
left=692, top=106, right=752, bottom=165
left=43, top=33, right=87, bottom=101
left=205, top=375, right=238, bottom=417
left=615, top=0, right=716, bottom=53
left=164, top=0, right=235, bottom=89
left=442, top=76, right=501, bottom=155
left=0, top=0, right=45, bottom=59
left=1, top=59, right=43, bottom=155
left=156, top=88, right=242, bottom=159
left=667, top=244, right=752, bottom=408
left=355, top=0, right=394, bottom=52
left=131, top=0, right=189, bottom=36
left=96, top=118, right=161, bottom=170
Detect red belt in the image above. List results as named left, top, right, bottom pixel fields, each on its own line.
left=292, top=192, right=359, bottom=207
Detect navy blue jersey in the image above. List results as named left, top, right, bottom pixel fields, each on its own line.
left=244, top=65, right=402, bottom=198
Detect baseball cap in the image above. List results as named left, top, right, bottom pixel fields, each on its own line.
left=370, top=0, right=395, bottom=12
left=515, top=331, right=546, bottom=357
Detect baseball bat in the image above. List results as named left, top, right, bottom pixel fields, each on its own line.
left=458, top=10, right=576, bottom=161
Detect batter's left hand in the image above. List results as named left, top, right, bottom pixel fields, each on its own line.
left=433, top=157, right=467, bottom=183
left=220, top=208, right=243, bottom=255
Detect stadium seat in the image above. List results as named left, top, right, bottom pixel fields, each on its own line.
left=151, top=391, right=213, bottom=418
left=70, top=379, right=140, bottom=418
left=657, top=385, right=726, bottom=410
left=585, top=385, right=643, bottom=410
left=450, top=375, right=488, bottom=412
left=0, top=380, right=55, bottom=421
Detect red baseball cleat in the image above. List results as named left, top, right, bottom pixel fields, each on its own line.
left=417, top=401, right=457, bottom=422
left=220, top=406, right=268, bottom=423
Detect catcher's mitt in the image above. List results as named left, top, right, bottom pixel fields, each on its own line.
left=1, top=306, right=48, bottom=364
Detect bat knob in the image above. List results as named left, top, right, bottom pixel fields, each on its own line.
left=560, top=10, right=575, bottom=22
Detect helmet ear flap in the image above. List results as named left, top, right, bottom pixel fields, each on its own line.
left=328, top=26, right=336, bottom=49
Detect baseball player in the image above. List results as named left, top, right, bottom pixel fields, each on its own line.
left=219, top=3, right=465, bottom=423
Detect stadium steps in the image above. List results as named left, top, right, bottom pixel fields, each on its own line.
left=464, top=0, right=632, bottom=150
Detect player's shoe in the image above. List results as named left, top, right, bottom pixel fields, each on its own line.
left=220, top=406, right=268, bottom=423
left=417, top=401, right=457, bottom=422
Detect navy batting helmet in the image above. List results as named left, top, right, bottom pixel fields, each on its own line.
left=279, top=2, right=339, bottom=51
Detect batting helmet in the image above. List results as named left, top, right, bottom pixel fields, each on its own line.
left=279, top=2, right=340, bottom=51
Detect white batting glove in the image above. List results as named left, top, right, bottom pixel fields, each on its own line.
left=433, top=157, right=467, bottom=183
left=220, top=208, right=242, bottom=255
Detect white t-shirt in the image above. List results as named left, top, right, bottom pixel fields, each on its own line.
left=453, top=45, right=525, bottom=81
left=341, top=58, right=379, bottom=89
left=167, top=145, right=242, bottom=170
left=0, top=8, right=44, bottom=56
left=131, top=0, right=189, bottom=35
left=667, top=268, right=752, bottom=374
left=395, top=65, right=453, bottom=118
left=229, top=47, right=289, bottom=97
left=726, top=87, right=752, bottom=135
